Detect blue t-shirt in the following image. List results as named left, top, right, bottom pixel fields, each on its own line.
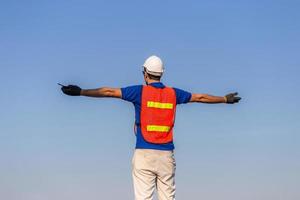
left=121, top=82, right=191, bottom=151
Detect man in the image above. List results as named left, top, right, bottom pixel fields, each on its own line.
left=60, top=55, right=241, bottom=200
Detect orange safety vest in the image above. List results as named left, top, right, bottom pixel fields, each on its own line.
left=140, top=85, right=177, bottom=144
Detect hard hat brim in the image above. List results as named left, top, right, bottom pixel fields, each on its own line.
left=144, top=67, right=163, bottom=77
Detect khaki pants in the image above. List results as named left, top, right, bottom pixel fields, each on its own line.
left=132, top=149, right=176, bottom=200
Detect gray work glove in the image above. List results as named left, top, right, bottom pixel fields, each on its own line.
left=225, top=92, right=241, bottom=104
left=60, top=84, right=82, bottom=96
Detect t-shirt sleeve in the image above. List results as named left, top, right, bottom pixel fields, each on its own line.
left=173, top=87, right=192, bottom=104
left=121, top=85, right=142, bottom=103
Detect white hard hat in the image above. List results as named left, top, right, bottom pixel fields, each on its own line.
left=143, top=55, right=164, bottom=76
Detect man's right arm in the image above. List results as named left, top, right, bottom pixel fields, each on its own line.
left=190, top=93, right=226, bottom=103
left=190, top=92, right=241, bottom=104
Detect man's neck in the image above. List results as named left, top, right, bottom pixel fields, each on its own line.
left=147, top=80, right=160, bottom=85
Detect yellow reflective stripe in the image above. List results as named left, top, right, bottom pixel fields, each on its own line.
left=147, top=101, right=173, bottom=109
left=147, top=125, right=171, bottom=132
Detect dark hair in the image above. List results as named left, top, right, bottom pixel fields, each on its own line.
left=143, top=67, right=161, bottom=81
left=147, top=73, right=161, bottom=81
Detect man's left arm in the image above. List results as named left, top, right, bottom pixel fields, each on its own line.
left=81, top=87, right=121, bottom=98
left=60, top=84, right=122, bottom=98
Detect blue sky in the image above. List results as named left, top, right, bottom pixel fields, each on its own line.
left=1, top=0, right=300, bottom=199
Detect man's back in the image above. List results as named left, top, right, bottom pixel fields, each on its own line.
left=121, top=82, right=191, bottom=151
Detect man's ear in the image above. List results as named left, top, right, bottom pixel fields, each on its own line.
left=144, top=73, right=149, bottom=85
left=144, top=72, right=148, bottom=79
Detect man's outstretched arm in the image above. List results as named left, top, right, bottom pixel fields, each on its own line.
left=60, top=84, right=122, bottom=98
left=81, top=87, right=121, bottom=98
left=190, top=92, right=241, bottom=104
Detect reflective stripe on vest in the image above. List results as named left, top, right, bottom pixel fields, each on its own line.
left=146, top=125, right=171, bottom=132
left=147, top=101, right=174, bottom=109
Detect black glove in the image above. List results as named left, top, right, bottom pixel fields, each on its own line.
left=225, top=92, right=241, bottom=104
left=61, top=84, right=82, bottom=96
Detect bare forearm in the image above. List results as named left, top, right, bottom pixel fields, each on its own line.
left=190, top=93, right=226, bottom=103
left=81, top=87, right=121, bottom=98
left=201, top=94, right=226, bottom=103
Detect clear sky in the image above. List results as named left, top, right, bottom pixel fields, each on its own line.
left=1, top=0, right=300, bottom=199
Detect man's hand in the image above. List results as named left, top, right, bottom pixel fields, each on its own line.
left=61, top=84, right=82, bottom=96
left=224, top=92, right=241, bottom=104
